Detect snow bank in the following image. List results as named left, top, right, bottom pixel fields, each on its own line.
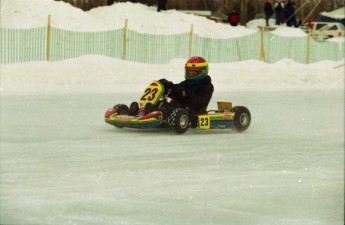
left=1, top=0, right=255, bottom=38
left=1, top=0, right=101, bottom=30
left=271, top=27, right=307, bottom=37
left=0, top=0, right=343, bottom=95
left=1, top=56, right=343, bottom=95
left=2, top=0, right=342, bottom=40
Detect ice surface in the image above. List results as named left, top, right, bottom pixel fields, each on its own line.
left=0, top=91, right=343, bottom=225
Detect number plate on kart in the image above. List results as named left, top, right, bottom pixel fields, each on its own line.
left=198, top=115, right=210, bottom=129
left=139, top=80, right=164, bottom=107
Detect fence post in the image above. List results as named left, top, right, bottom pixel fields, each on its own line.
left=123, top=19, right=128, bottom=60
left=46, top=14, right=51, bottom=61
left=188, top=24, right=193, bottom=58
left=306, top=28, right=311, bottom=64
left=236, top=40, right=241, bottom=61
left=259, top=26, right=266, bottom=62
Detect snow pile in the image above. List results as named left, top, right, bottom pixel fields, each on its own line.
left=271, top=27, right=307, bottom=37
left=246, top=22, right=308, bottom=37
left=1, top=0, right=255, bottom=38
left=2, top=0, right=343, bottom=40
left=1, top=56, right=343, bottom=95
left=246, top=18, right=276, bottom=29
left=1, top=0, right=101, bottom=30
left=0, top=0, right=344, bottom=95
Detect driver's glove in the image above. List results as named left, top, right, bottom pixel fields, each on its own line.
left=159, top=79, right=174, bottom=89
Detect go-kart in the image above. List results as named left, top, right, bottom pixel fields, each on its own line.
left=105, top=80, right=251, bottom=134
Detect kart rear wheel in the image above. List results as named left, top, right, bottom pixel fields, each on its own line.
left=113, top=104, right=129, bottom=115
left=168, top=108, right=189, bottom=134
left=232, top=106, right=251, bottom=132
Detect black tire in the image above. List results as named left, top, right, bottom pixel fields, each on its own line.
left=113, top=104, right=129, bottom=115
left=231, top=106, right=251, bottom=132
left=144, top=102, right=155, bottom=114
left=168, top=108, right=189, bottom=134
left=112, top=104, right=129, bottom=128
left=129, top=101, right=139, bottom=116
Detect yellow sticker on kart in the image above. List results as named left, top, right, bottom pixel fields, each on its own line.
left=139, top=80, right=164, bottom=107
left=198, top=115, right=210, bottom=129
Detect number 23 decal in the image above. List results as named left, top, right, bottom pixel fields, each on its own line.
left=198, top=115, right=210, bottom=129
left=141, top=88, right=158, bottom=101
left=200, top=118, right=209, bottom=126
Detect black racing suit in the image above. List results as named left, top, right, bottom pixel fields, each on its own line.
left=159, top=75, right=214, bottom=126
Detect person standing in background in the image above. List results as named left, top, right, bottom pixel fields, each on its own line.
left=274, top=0, right=285, bottom=25
left=157, top=0, right=167, bottom=12
left=285, top=1, right=298, bottom=27
left=228, top=9, right=240, bottom=26
left=107, top=0, right=115, bottom=5
left=264, top=0, right=274, bottom=26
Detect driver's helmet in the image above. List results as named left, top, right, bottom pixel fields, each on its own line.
left=185, top=56, right=208, bottom=82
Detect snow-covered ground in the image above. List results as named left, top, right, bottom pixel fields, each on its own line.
left=0, top=1, right=344, bottom=225
left=1, top=0, right=256, bottom=38
left=1, top=56, right=344, bottom=95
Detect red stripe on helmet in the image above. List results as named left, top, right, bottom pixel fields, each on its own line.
left=187, top=56, right=206, bottom=64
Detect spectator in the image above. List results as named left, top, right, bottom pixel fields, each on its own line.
left=157, top=0, right=167, bottom=12
left=285, top=1, right=298, bottom=27
left=228, top=9, right=240, bottom=26
left=107, top=0, right=115, bottom=5
left=274, top=0, right=285, bottom=25
left=264, top=0, right=274, bottom=26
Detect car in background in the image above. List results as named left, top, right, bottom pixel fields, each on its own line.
left=301, top=22, right=345, bottom=39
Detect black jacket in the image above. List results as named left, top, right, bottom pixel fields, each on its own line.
left=163, top=75, right=214, bottom=114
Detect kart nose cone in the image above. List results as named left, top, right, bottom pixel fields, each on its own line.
left=105, top=108, right=116, bottom=119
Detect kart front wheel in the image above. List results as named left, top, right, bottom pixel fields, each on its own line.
left=232, top=106, right=251, bottom=132
left=113, top=104, right=129, bottom=115
left=168, top=108, right=189, bottom=134
left=112, top=104, right=129, bottom=128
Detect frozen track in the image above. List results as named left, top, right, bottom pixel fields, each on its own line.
left=0, top=91, right=344, bottom=225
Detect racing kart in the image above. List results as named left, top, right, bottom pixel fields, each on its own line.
left=105, top=80, right=251, bottom=134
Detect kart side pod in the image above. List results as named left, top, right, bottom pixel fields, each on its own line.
left=197, top=101, right=251, bottom=132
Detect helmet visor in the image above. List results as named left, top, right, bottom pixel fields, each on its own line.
left=185, top=68, right=203, bottom=79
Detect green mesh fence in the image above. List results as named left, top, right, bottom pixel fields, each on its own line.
left=264, top=32, right=309, bottom=64
left=0, top=26, right=344, bottom=64
left=310, top=38, right=344, bottom=63
left=0, top=27, right=47, bottom=64
left=191, top=32, right=261, bottom=63
left=50, top=27, right=124, bottom=61
left=126, top=30, right=189, bottom=64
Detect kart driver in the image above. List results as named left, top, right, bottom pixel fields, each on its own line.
left=158, top=56, right=214, bottom=127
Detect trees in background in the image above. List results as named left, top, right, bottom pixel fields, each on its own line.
left=55, top=0, right=345, bottom=25
left=55, top=0, right=107, bottom=11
